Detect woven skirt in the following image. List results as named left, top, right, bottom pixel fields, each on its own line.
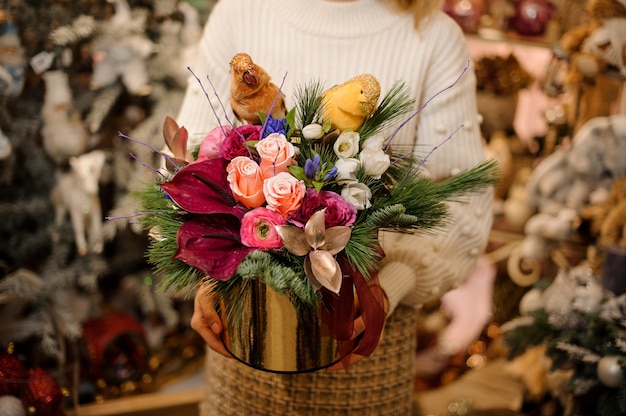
left=199, top=305, right=418, bottom=416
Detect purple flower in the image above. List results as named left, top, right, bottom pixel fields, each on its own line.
left=219, top=125, right=262, bottom=161
left=304, top=154, right=321, bottom=179
left=262, top=115, right=289, bottom=137
left=323, top=166, right=338, bottom=182
left=290, top=188, right=357, bottom=228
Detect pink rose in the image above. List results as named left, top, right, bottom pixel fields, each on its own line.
left=226, top=156, right=265, bottom=209
left=220, top=125, right=262, bottom=161
left=263, top=172, right=306, bottom=218
left=256, top=133, right=296, bottom=178
left=240, top=207, right=286, bottom=249
left=197, top=126, right=232, bottom=161
left=290, top=188, right=357, bottom=227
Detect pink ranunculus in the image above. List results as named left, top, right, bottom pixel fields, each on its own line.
left=240, top=207, right=286, bottom=249
left=197, top=126, right=233, bottom=161
left=263, top=172, right=306, bottom=218
left=256, top=132, right=296, bottom=178
left=219, top=125, right=262, bottom=161
left=226, top=156, right=265, bottom=209
left=290, top=188, right=357, bottom=228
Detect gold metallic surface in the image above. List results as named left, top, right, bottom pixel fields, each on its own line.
left=220, top=278, right=340, bottom=373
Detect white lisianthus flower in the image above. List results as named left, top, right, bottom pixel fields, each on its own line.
left=360, top=148, right=390, bottom=178
left=334, top=157, right=360, bottom=184
left=341, top=182, right=372, bottom=210
left=333, top=131, right=360, bottom=158
left=302, top=123, right=324, bottom=140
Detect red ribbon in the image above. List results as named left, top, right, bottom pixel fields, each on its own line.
left=322, top=257, right=387, bottom=369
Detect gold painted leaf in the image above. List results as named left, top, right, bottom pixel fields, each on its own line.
left=276, top=225, right=310, bottom=256
left=304, top=257, right=322, bottom=291
left=305, top=209, right=327, bottom=249
left=324, top=226, right=352, bottom=255
left=309, top=250, right=342, bottom=294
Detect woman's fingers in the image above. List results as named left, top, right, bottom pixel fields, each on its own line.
left=190, top=290, right=232, bottom=358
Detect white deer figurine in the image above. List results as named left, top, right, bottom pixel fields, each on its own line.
left=50, top=150, right=106, bottom=256
left=41, top=70, right=89, bottom=165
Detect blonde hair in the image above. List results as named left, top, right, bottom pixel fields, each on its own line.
left=384, top=0, right=444, bottom=29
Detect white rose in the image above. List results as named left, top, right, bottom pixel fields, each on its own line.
left=360, top=148, right=390, bottom=178
left=341, top=182, right=372, bottom=210
left=334, top=157, right=360, bottom=184
left=302, top=123, right=324, bottom=140
left=333, top=131, right=360, bottom=159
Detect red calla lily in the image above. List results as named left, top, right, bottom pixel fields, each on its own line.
left=160, top=158, right=238, bottom=215
left=174, top=214, right=254, bottom=280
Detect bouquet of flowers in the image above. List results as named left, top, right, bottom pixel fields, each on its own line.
left=127, top=54, right=497, bottom=372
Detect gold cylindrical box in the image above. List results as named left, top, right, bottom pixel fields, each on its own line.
left=218, top=278, right=341, bottom=373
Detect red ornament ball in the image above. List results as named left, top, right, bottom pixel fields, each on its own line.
left=0, top=352, right=27, bottom=396
left=19, top=368, right=63, bottom=416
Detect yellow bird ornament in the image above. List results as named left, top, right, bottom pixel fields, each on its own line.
left=321, top=74, right=381, bottom=132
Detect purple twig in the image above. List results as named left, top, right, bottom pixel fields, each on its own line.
left=260, top=71, right=288, bottom=138
left=188, top=67, right=234, bottom=138
left=118, top=132, right=176, bottom=174
left=105, top=211, right=161, bottom=221
left=408, top=124, right=464, bottom=177
left=129, top=152, right=166, bottom=178
left=384, top=60, right=470, bottom=150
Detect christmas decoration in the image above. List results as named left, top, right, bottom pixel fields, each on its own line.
left=0, top=395, right=26, bottom=416
left=502, top=264, right=626, bottom=415
left=597, top=356, right=624, bottom=388
left=20, top=368, right=64, bottom=416
left=0, top=350, right=26, bottom=397
left=0, top=0, right=211, bottom=409
left=511, top=0, right=555, bottom=37
left=80, top=310, right=148, bottom=385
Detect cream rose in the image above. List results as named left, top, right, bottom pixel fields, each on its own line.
left=263, top=172, right=306, bottom=217
left=341, top=182, right=372, bottom=210
left=334, top=157, right=360, bottom=184
left=226, top=156, right=266, bottom=208
left=360, top=148, right=390, bottom=178
left=256, top=133, right=296, bottom=178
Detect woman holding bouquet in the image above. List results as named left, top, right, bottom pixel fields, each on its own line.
left=179, top=0, right=494, bottom=414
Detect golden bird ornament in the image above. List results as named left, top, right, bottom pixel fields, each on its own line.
left=322, top=74, right=381, bottom=132
left=229, top=53, right=286, bottom=125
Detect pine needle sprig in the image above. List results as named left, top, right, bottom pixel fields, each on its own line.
left=293, top=80, right=325, bottom=129
left=131, top=182, right=205, bottom=293
left=233, top=250, right=318, bottom=306
left=343, top=223, right=384, bottom=279
left=360, top=203, right=406, bottom=229
left=428, top=159, right=500, bottom=201
left=359, top=81, right=415, bottom=141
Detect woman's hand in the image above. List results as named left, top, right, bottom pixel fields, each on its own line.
left=190, top=288, right=232, bottom=358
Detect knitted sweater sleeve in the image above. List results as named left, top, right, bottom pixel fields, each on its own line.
left=377, top=18, right=494, bottom=314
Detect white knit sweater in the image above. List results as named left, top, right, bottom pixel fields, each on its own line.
left=176, top=0, right=494, bottom=314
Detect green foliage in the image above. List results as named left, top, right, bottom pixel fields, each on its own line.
left=359, top=80, right=415, bottom=141
left=234, top=250, right=318, bottom=306
left=293, top=80, right=325, bottom=129
left=133, top=183, right=204, bottom=294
